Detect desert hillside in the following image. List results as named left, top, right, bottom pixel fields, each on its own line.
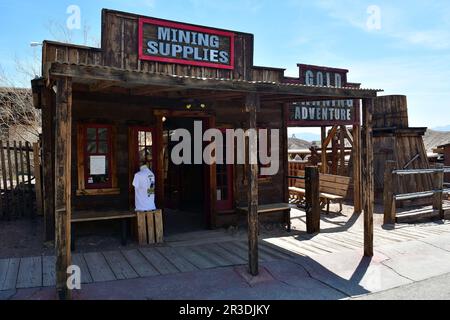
left=288, top=129, right=450, bottom=153
left=423, top=129, right=450, bottom=152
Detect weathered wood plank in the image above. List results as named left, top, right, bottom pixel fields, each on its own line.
left=83, top=252, right=116, bottom=282
left=139, top=248, right=178, bottom=275
left=194, top=245, right=235, bottom=267
left=42, top=255, right=56, bottom=287
left=122, top=249, right=160, bottom=277
left=0, top=259, right=10, bottom=290
left=103, top=251, right=138, bottom=280
left=155, top=247, right=198, bottom=273
left=6, top=141, right=15, bottom=218
left=16, top=256, right=42, bottom=288
left=202, top=243, right=247, bottom=265
left=72, top=254, right=93, bottom=284
left=173, top=246, right=218, bottom=269
left=0, top=258, right=20, bottom=291
left=54, top=78, right=73, bottom=299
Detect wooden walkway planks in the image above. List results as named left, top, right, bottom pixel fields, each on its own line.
left=121, top=249, right=160, bottom=277
left=2, top=221, right=450, bottom=291
left=16, top=256, right=42, bottom=289
left=155, top=247, right=198, bottom=273
left=103, top=251, right=139, bottom=280
left=72, top=254, right=93, bottom=284
left=139, top=247, right=179, bottom=275
left=83, top=252, right=116, bottom=282
left=42, top=256, right=56, bottom=287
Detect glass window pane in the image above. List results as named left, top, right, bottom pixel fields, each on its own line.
left=139, top=131, right=146, bottom=146
left=145, top=132, right=153, bottom=146
left=87, top=128, right=96, bottom=140
left=87, top=141, right=97, bottom=153
left=98, top=141, right=108, bottom=154
left=98, top=128, right=108, bottom=141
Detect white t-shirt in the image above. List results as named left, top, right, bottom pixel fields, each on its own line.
left=132, top=166, right=156, bottom=211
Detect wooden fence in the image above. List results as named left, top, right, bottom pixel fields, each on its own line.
left=0, top=140, right=42, bottom=220
left=383, top=161, right=449, bottom=224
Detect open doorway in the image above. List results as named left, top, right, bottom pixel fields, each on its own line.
left=162, top=117, right=207, bottom=235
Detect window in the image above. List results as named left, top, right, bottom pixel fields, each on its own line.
left=77, top=124, right=118, bottom=196
left=137, top=130, right=154, bottom=170
left=85, top=125, right=112, bottom=188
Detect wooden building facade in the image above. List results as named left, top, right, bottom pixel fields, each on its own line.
left=31, top=9, right=380, bottom=299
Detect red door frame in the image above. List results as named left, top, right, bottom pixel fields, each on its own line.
left=129, top=126, right=156, bottom=209
left=154, top=110, right=217, bottom=229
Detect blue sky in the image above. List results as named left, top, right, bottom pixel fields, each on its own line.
left=1, top=0, right=449, bottom=136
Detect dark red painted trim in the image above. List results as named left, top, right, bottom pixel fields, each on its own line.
left=83, top=124, right=113, bottom=190
left=138, top=17, right=235, bottom=70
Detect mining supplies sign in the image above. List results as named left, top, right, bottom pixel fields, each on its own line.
left=139, top=18, right=235, bottom=70
left=288, top=64, right=360, bottom=127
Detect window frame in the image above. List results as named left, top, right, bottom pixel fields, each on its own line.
left=76, top=123, right=119, bottom=196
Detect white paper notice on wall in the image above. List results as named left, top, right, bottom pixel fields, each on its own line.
left=90, top=155, right=106, bottom=175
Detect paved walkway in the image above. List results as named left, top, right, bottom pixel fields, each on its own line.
left=2, top=206, right=450, bottom=295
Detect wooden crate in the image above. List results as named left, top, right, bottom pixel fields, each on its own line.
left=136, top=210, right=164, bottom=245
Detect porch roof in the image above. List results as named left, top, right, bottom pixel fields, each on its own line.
left=47, top=62, right=382, bottom=103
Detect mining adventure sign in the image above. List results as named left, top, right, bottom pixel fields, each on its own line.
left=288, top=64, right=360, bottom=127
left=139, top=18, right=235, bottom=70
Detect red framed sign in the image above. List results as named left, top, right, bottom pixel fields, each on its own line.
left=287, top=64, right=360, bottom=127
left=138, top=17, right=235, bottom=70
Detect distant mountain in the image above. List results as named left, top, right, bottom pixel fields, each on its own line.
left=423, top=129, right=450, bottom=152
left=288, top=137, right=312, bottom=150
left=433, top=125, right=450, bottom=132
left=290, top=132, right=321, bottom=142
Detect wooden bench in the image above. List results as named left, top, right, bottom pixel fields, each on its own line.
left=236, top=203, right=292, bottom=232
left=71, top=210, right=136, bottom=250
left=289, top=170, right=351, bottom=214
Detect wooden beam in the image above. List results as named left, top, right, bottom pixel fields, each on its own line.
left=362, top=98, right=374, bottom=257
left=323, top=126, right=338, bottom=148
left=305, top=166, right=320, bottom=234
left=54, top=77, right=72, bottom=300
left=246, top=93, right=259, bottom=276
left=155, top=114, right=164, bottom=210
left=433, top=163, right=444, bottom=219
left=206, top=116, right=217, bottom=228
left=50, top=62, right=380, bottom=99
left=321, top=127, right=327, bottom=174
left=353, top=124, right=362, bottom=214
left=88, top=81, right=116, bottom=92
left=42, top=88, right=55, bottom=241
left=339, top=126, right=346, bottom=175
left=383, top=160, right=397, bottom=225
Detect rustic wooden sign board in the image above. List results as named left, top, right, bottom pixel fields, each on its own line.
left=288, top=64, right=360, bottom=127
left=139, top=17, right=235, bottom=70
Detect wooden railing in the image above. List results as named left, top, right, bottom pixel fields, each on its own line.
left=383, top=160, right=449, bottom=224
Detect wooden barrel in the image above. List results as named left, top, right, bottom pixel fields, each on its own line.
left=373, top=95, right=409, bottom=129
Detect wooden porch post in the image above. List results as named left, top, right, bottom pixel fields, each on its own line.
left=54, top=77, right=73, bottom=300
left=362, top=98, right=374, bottom=257
left=246, top=93, right=259, bottom=276
left=155, top=115, right=164, bottom=209
left=42, top=88, right=55, bottom=241
left=353, top=123, right=362, bottom=214
left=321, top=127, right=327, bottom=174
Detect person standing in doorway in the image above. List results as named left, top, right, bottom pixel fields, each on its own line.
left=132, top=162, right=156, bottom=212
